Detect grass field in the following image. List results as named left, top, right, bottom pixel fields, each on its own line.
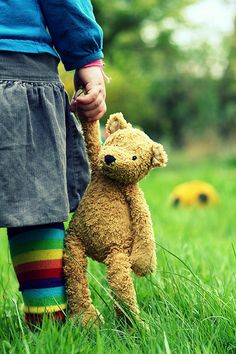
left=0, top=147, right=235, bottom=353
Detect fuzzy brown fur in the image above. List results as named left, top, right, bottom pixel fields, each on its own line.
left=64, top=112, right=168, bottom=325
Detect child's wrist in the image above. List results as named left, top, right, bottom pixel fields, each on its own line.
left=81, top=60, right=110, bottom=83
left=82, top=59, right=104, bottom=68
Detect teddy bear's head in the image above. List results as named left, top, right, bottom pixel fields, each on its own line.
left=98, top=113, right=168, bottom=185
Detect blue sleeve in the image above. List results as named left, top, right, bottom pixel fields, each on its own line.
left=39, top=0, right=104, bottom=71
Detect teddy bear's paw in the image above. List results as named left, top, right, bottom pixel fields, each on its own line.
left=131, top=263, right=152, bottom=277
left=81, top=305, right=104, bottom=328
left=131, top=254, right=156, bottom=277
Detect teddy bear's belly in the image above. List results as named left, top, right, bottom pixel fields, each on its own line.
left=72, top=183, right=133, bottom=262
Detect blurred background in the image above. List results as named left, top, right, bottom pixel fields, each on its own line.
left=60, top=0, right=236, bottom=152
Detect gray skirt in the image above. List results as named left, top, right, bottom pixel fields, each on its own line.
left=0, top=52, right=90, bottom=227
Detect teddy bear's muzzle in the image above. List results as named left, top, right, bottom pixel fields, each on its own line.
left=104, top=155, right=116, bottom=165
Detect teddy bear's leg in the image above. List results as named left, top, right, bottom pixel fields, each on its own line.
left=105, top=251, right=140, bottom=322
left=64, top=232, right=102, bottom=327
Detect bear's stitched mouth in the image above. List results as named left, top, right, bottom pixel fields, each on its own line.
left=102, top=164, right=114, bottom=174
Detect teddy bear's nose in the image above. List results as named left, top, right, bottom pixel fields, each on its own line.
left=104, top=155, right=116, bottom=165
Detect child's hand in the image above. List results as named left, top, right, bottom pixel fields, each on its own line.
left=70, top=66, right=106, bottom=122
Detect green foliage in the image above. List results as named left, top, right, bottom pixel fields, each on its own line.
left=93, top=0, right=196, bottom=52
left=219, top=19, right=236, bottom=138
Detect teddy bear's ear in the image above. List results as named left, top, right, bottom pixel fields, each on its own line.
left=106, top=112, right=131, bottom=134
left=151, top=143, right=168, bottom=168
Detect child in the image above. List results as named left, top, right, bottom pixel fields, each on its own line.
left=0, top=0, right=106, bottom=326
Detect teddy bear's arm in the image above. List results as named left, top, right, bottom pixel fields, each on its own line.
left=80, top=120, right=102, bottom=173
left=123, top=185, right=156, bottom=276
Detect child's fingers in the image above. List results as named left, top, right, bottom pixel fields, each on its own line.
left=87, top=101, right=107, bottom=121
left=76, top=85, right=105, bottom=105
left=78, top=101, right=106, bottom=122
left=70, top=98, right=77, bottom=113
left=70, top=88, right=105, bottom=114
left=77, top=94, right=104, bottom=112
left=87, top=107, right=107, bottom=122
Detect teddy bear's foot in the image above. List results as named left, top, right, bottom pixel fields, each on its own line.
left=83, top=305, right=104, bottom=327
left=76, top=305, right=104, bottom=328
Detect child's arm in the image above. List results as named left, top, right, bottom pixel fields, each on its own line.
left=39, top=1, right=106, bottom=121
left=39, top=0, right=103, bottom=71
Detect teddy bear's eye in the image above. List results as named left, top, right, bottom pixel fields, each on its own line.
left=132, top=156, right=137, bottom=161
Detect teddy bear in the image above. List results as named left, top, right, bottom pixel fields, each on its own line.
left=63, top=112, right=168, bottom=326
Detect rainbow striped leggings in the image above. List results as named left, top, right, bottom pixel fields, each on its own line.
left=7, top=223, right=67, bottom=325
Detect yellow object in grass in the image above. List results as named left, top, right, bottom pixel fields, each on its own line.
left=170, top=180, right=219, bottom=207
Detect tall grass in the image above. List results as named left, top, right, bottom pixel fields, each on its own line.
left=0, top=150, right=235, bottom=353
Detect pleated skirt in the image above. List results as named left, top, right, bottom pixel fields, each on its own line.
left=0, top=52, right=90, bottom=227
